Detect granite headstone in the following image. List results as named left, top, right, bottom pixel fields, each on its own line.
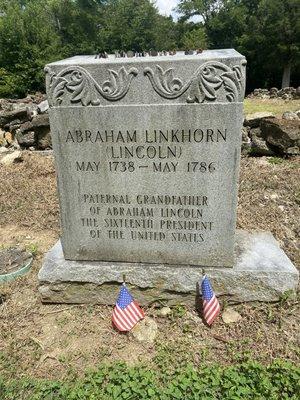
left=45, top=49, right=246, bottom=267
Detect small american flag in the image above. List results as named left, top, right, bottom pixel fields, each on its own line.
left=201, top=275, right=220, bottom=325
left=112, top=283, right=144, bottom=332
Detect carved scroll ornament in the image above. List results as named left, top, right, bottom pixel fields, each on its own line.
left=144, top=61, right=246, bottom=103
left=45, top=66, right=138, bottom=107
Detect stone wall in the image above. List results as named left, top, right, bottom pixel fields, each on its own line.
left=0, top=94, right=51, bottom=151
left=247, top=87, right=300, bottom=100
left=242, top=111, right=300, bottom=156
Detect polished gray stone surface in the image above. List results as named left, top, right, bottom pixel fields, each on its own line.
left=38, top=231, right=299, bottom=305
left=45, top=49, right=246, bottom=266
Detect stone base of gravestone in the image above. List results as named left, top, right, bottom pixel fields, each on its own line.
left=38, top=230, right=299, bottom=305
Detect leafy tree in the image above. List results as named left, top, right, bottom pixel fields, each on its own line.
left=0, top=0, right=61, bottom=96
left=100, top=0, right=159, bottom=52
left=251, top=0, right=300, bottom=88
left=182, top=26, right=208, bottom=49
left=177, top=0, right=222, bottom=23
left=178, top=0, right=300, bottom=89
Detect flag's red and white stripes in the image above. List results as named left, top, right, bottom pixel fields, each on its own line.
left=112, top=300, right=144, bottom=332
left=203, top=294, right=220, bottom=325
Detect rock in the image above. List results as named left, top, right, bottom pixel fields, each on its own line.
left=0, top=150, right=23, bottom=165
left=19, top=114, right=51, bottom=149
left=20, top=114, right=50, bottom=133
left=285, top=146, right=299, bottom=155
left=0, top=128, right=5, bottom=146
left=249, top=127, right=274, bottom=156
left=0, top=108, right=29, bottom=127
left=0, top=146, right=10, bottom=154
left=4, top=119, right=21, bottom=131
left=37, top=100, right=49, bottom=114
left=241, top=127, right=251, bottom=154
left=36, top=127, right=52, bottom=150
left=12, top=140, right=20, bottom=150
left=244, top=112, right=275, bottom=128
left=19, top=120, right=33, bottom=134
left=251, top=134, right=275, bottom=156
left=260, top=118, right=300, bottom=155
left=222, top=308, right=242, bottom=324
left=4, top=132, right=13, bottom=144
left=159, top=306, right=172, bottom=316
left=0, top=137, right=7, bottom=146
left=282, top=111, right=299, bottom=121
left=130, top=317, right=157, bottom=343
left=16, top=131, right=35, bottom=147
left=32, top=114, right=50, bottom=128
left=295, top=110, right=300, bottom=118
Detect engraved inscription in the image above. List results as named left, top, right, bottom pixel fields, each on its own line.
left=62, top=122, right=230, bottom=248
left=81, top=194, right=214, bottom=245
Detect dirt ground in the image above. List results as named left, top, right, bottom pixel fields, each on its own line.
left=0, top=153, right=299, bottom=380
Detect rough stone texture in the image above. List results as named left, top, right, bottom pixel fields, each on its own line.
left=16, top=114, right=51, bottom=149
left=249, top=128, right=274, bottom=156
left=260, top=118, right=300, bottom=155
left=45, top=49, right=246, bottom=267
left=36, top=127, right=52, bottom=149
left=282, top=111, right=299, bottom=121
left=159, top=306, right=172, bottom=316
left=241, top=127, right=251, bottom=154
left=247, top=87, right=300, bottom=100
left=16, top=131, right=36, bottom=147
left=20, top=114, right=50, bottom=133
left=37, top=100, right=49, bottom=114
left=0, top=150, right=23, bottom=165
left=222, top=308, right=242, bottom=324
left=0, top=108, right=28, bottom=126
left=130, top=317, right=158, bottom=343
left=4, top=132, right=13, bottom=145
left=38, top=230, right=299, bottom=305
left=244, top=112, right=275, bottom=128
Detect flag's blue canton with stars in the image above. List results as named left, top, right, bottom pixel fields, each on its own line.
left=201, top=275, right=220, bottom=325
left=112, top=283, right=144, bottom=332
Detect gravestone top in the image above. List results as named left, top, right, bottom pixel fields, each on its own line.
left=46, top=49, right=244, bottom=66
left=45, top=49, right=246, bottom=267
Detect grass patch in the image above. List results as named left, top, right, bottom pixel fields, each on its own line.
left=244, top=99, right=300, bottom=115
left=268, top=157, right=286, bottom=165
left=1, top=360, right=299, bottom=400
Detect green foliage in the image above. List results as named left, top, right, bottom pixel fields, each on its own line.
left=182, top=26, right=208, bottom=49
left=0, top=68, right=26, bottom=97
left=1, top=360, right=299, bottom=399
left=27, top=243, right=38, bottom=256
left=178, top=0, right=300, bottom=90
left=0, top=0, right=179, bottom=96
left=268, top=157, right=286, bottom=165
left=0, top=0, right=299, bottom=96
